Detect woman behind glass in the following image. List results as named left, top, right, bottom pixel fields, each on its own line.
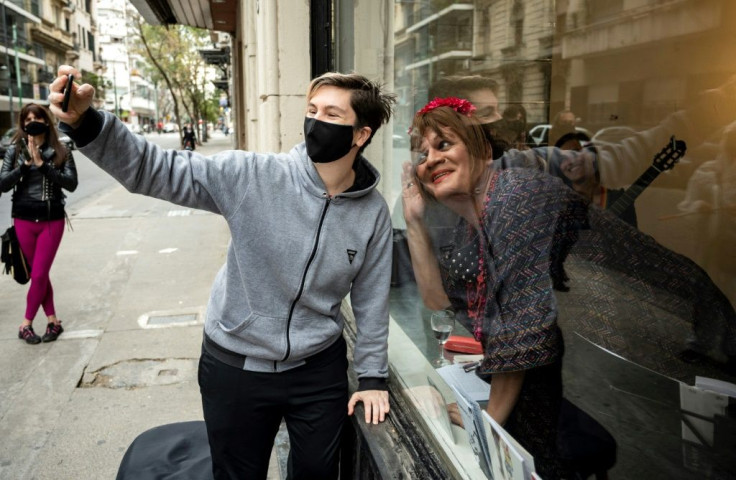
left=402, top=97, right=736, bottom=479
left=0, top=103, right=78, bottom=344
left=402, top=98, right=576, bottom=478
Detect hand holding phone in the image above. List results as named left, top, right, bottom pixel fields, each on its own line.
left=61, top=74, right=74, bottom=112
left=17, top=138, right=32, bottom=163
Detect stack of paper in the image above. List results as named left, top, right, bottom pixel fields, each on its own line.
left=438, top=363, right=491, bottom=402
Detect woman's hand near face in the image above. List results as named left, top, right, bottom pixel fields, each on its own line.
left=401, top=160, right=451, bottom=310
left=401, top=161, right=425, bottom=225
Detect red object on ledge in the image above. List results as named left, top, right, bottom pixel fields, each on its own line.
left=444, top=336, right=483, bottom=354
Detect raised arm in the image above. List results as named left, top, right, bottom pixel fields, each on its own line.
left=46, top=66, right=238, bottom=216
left=401, top=162, right=451, bottom=310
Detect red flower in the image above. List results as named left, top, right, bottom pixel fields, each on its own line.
left=416, top=97, right=476, bottom=117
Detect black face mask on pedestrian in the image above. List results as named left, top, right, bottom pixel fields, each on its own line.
left=23, top=121, right=49, bottom=136
left=303, top=117, right=356, bottom=163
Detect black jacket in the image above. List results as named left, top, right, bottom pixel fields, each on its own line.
left=0, top=143, right=78, bottom=221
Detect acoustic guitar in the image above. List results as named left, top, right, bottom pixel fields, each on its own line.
left=608, top=135, right=687, bottom=217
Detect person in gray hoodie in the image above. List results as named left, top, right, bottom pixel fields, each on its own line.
left=49, top=66, right=396, bottom=480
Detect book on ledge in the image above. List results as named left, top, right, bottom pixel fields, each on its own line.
left=695, top=376, right=736, bottom=398
left=451, top=384, right=493, bottom=479
left=438, top=363, right=491, bottom=402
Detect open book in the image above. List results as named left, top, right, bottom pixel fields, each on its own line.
left=482, top=410, right=536, bottom=480
left=451, top=384, right=493, bottom=479
left=438, top=362, right=491, bottom=402
left=451, top=383, right=539, bottom=480
left=695, top=376, right=736, bottom=398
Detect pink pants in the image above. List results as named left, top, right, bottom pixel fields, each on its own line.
left=14, top=218, right=65, bottom=321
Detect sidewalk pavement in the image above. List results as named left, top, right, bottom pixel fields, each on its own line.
left=0, top=131, right=282, bottom=479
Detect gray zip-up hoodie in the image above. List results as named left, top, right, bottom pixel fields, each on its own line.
left=62, top=110, right=391, bottom=389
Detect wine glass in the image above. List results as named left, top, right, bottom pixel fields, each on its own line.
left=430, top=310, right=455, bottom=367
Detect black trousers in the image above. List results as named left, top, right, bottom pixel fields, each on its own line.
left=198, top=337, right=349, bottom=480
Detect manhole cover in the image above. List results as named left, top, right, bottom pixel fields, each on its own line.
left=138, top=308, right=205, bottom=328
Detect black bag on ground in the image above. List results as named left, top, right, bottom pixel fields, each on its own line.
left=1, top=226, right=31, bottom=284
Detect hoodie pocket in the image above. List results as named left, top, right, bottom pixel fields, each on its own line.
left=216, top=313, right=289, bottom=360
left=218, top=313, right=259, bottom=335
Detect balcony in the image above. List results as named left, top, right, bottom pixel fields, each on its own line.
left=212, top=77, right=229, bottom=91
left=562, top=1, right=720, bottom=59
left=66, top=43, right=80, bottom=61
left=199, top=47, right=231, bottom=66
left=406, top=3, right=473, bottom=34
left=30, top=23, right=75, bottom=50
left=404, top=3, right=474, bottom=72
left=1, top=0, right=41, bottom=24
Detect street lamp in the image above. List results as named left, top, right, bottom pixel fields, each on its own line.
left=11, top=21, right=21, bottom=110
left=112, top=60, right=119, bottom=117
left=1, top=0, right=14, bottom=123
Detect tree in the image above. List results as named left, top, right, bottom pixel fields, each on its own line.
left=82, top=70, right=109, bottom=110
left=131, top=21, right=218, bottom=144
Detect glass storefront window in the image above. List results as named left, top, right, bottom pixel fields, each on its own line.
left=378, top=1, right=736, bottom=478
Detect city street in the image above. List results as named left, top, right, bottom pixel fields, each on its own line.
left=0, top=130, right=269, bottom=479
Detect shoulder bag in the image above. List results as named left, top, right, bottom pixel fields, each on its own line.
left=1, top=226, right=31, bottom=284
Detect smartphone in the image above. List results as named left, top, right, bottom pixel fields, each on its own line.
left=17, top=138, right=32, bottom=162
left=61, top=74, right=74, bottom=112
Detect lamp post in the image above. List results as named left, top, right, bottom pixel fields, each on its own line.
left=112, top=60, right=119, bottom=117
left=1, top=0, right=14, bottom=123
left=12, top=22, right=21, bottom=109
left=154, top=81, right=159, bottom=128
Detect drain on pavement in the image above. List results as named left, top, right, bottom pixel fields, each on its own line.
left=138, top=308, right=205, bottom=329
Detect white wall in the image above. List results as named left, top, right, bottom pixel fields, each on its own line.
left=235, top=0, right=310, bottom=153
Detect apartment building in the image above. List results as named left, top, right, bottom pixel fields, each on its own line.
left=0, top=0, right=101, bottom=131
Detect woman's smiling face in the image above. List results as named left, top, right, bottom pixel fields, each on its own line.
left=414, top=127, right=479, bottom=201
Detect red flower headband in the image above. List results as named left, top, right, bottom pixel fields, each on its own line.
left=416, top=97, right=476, bottom=117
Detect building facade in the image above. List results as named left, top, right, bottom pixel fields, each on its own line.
left=0, top=0, right=102, bottom=131
left=96, top=0, right=156, bottom=129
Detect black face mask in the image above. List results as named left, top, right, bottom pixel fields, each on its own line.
left=304, top=117, right=355, bottom=163
left=23, top=121, right=49, bottom=136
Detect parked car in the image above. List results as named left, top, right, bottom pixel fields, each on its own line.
left=162, top=122, right=179, bottom=133
left=392, top=133, right=409, bottom=149
left=124, top=123, right=143, bottom=134
left=591, top=126, right=640, bottom=145
left=527, top=124, right=592, bottom=147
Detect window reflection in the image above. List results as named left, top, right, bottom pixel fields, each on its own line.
left=389, top=1, right=736, bottom=479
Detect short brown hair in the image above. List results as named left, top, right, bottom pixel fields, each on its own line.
left=308, top=72, right=396, bottom=153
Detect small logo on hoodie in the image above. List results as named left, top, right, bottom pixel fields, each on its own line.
left=347, top=249, right=357, bottom=264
